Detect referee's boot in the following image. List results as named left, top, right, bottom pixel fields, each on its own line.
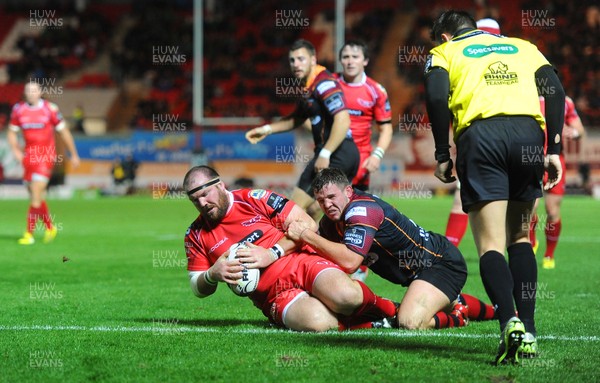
left=495, top=317, right=525, bottom=365
left=518, top=332, right=538, bottom=359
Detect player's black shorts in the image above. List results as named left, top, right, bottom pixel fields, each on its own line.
left=415, top=243, right=467, bottom=302
left=456, top=116, right=545, bottom=213
left=297, top=138, right=359, bottom=196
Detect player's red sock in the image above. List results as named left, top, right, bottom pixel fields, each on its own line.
left=458, top=293, right=496, bottom=321
left=40, top=201, right=53, bottom=229
left=433, top=311, right=467, bottom=328
left=27, top=205, right=42, bottom=233
left=445, top=212, right=469, bottom=247
left=544, top=219, right=561, bottom=259
left=529, top=213, right=538, bottom=246
left=352, top=280, right=398, bottom=318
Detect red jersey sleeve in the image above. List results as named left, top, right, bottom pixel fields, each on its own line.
left=564, top=96, right=579, bottom=126
left=46, top=101, right=64, bottom=129
left=9, top=103, right=21, bottom=128
left=373, top=81, right=392, bottom=123
left=240, top=189, right=295, bottom=230
left=184, top=219, right=211, bottom=272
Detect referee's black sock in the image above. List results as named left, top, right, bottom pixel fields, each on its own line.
left=479, top=251, right=516, bottom=331
left=508, top=242, right=538, bottom=336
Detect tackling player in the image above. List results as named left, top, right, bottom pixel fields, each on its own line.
left=245, top=39, right=359, bottom=221
left=288, top=168, right=497, bottom=331
left=7, top=81, right=80, bottom=245
left=530, top=95, right=585, bottom=269
left=184, top=165, right=399, bottom=332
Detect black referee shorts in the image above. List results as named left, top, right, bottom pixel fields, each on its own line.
left=456, top=116, right=545, bottom=213
left=297, top=138, right=359, bottom=196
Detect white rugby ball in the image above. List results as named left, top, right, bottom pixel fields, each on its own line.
left=227, top=242, right=260, bottom=296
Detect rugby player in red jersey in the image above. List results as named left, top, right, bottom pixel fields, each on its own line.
left=530, top=95, right=585, bottom=269
left=334, top=39, right=393, bottom=191
left=246, top=39, right=359, bottom=221
left=288, top=168, right=497, bottom=330
left=183, top=166, right=398, bottom=331
left=7, top=81, right=80, bottom=245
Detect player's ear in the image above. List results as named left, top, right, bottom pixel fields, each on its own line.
left=344, top=185, right=353, bottom=197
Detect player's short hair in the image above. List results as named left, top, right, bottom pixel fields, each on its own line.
left=311, top=168, right=351, bottom=193
left=430, top=10, right=476, bottom=44
left=289, top=39, right=316, bottom=56
left=339, top=39, right=370, bottom=60
left=183, top=165, right=220, bottom=190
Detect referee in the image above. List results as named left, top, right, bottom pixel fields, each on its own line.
left=424, top=10, right=565, bottom=365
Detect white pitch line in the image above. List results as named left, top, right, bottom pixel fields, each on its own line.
left=0, top=325, right=598, bottom=342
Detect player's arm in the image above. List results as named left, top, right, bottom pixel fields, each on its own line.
left=189, top=270, right=218, bottom=298
left=238, top=200, right=318, bottom=269
left=6, top=126, right=23, bottom=162
left=362, top=121, right=393, bottom=172
left=288, top=222, right=364, bottom=273
left=57, top=123, right=80, bottom=168
left=424, top=65, right=456, bottom=183
left=315, top=109, right=351, bottom=172
left=563, top=100, right=585, bottom=139
left=246, top=113, right=310, bottom=144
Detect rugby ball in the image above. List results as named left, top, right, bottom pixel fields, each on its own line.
left=227, top=242, right=260, bottom=296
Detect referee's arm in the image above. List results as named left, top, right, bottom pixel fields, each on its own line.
left=424, top=67, right=452, bottom=163
left=536, top=65, right=565, bottom=155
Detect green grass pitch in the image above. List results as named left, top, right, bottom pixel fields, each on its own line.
left=1, top=194, right=599, bottom=382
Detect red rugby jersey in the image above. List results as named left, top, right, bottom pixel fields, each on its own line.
left=334, top=72, right=392, bottom=150
left=9, top=99, right=64, bottom=157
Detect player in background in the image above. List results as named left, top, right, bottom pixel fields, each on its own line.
left=530, top=95, right=585, bottom=269
left=246, top=39, right=359, bottom=221
left=443, top=18, right=501, bottom=248
left=288, top=168, right=496, bottom=330
left=7, top=81, right=80, bottom=245
left=334, top=39, right=393, bottom=282
left=184, top=165, right=399, bottom=332
left=425, top=11, right=564, bottom=364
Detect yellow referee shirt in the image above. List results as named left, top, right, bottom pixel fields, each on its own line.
left=426, top=30, right=550, bottom=138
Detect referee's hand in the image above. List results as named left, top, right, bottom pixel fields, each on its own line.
left=434, top=159, right=457, bottom=183
left=544, top=154, right=562, bottom=191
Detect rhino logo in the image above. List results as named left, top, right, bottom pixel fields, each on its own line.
left=484, top=61, right=518, bottom=85
left=488, top=61, right=508, bottom=74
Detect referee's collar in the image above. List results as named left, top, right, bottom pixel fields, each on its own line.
left=452, top=28, right=477, bottom=40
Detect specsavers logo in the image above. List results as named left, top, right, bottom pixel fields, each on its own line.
left=463, top=44, right=518, bottom=58
left=484, top=61, right=518, bottom=86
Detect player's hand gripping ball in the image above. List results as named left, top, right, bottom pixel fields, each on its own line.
left=227, top=242, right=260, bottom=296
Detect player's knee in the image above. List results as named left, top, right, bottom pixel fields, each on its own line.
left=299, top=311, right=338, bottom=332
left=328, top=285, right=363, bottom=314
